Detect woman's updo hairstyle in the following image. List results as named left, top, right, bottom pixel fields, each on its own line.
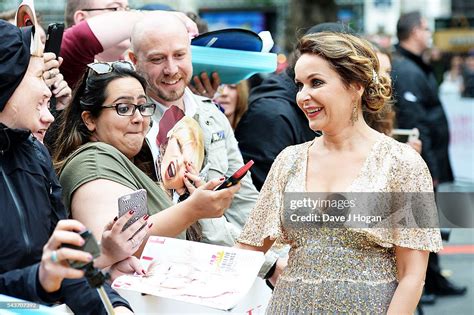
left=296, top=32, right=392, bottom=113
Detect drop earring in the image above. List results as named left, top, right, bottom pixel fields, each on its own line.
left=351, top=102, right=358, bottom=125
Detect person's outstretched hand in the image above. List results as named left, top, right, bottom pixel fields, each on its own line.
left=39, top=220, right=94, bottom=293
left=95, top=211, right=151, bottom=269
left=185, top=177, right=240, bottom=221
left=188, top=72, right=221, bottom=99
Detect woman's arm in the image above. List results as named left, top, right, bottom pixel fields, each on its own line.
left=147, top=177, right=240, bottom=237
left=71, top=179, right=150, bottom=268
left=235, top=238, right=275, bottom=253
left=387, top=246, right=430, bottom=314
left=71, top=177, right=240, bottom=266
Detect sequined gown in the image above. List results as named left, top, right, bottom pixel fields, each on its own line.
left=238, top=135, right=442, bottom=314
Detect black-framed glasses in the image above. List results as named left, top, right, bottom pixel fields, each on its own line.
left=81, top=6, right=130, bottom=12
left=102, top=103, right=156, bottom=117
left=87, top=61, right=135, bottom=76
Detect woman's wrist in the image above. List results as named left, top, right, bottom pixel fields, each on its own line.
left=180, top=195, right=201, bottom=223
left=94, top=254, right=114, bottom=269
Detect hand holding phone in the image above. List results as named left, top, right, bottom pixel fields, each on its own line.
left=118, top=189, right=149, bottom=231
left=215, top=160, right=254, bottom=190
left=44, top=23, right=64, bottom=58
left=61, top=229, right=101, bottom=269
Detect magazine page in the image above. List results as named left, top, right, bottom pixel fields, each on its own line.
left=112, top=236, right=265, bottom=311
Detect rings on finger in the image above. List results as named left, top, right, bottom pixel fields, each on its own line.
left=49, top=70, right=55, bottom=79
left=129, top=238, right=137, bottom=248
left=51, top=250, right=59, bottom=263
left=201, top=90, right=207, bottom=95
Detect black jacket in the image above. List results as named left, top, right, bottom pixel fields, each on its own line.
left=391, top=46, right=453, bottom=183
left=235, top=70, right=316, bottom=190
left=0, top=124, right=131, bottom=314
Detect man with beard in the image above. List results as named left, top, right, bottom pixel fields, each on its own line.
left=128, top=14, right=261, bottom=251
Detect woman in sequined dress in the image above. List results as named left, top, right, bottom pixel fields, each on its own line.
left=236, top=32, right=442, bottom=314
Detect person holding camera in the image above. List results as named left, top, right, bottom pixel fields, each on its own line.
left=0, top=20, right=132, bottom=314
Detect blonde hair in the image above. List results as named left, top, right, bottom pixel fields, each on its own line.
left=296, top=32, right=392, bottom=113
left=232, top=81, right=249, bottom=130
left=168, top=116, right=205, bottom=170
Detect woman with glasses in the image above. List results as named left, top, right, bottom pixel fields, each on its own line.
left=53, top=62, right=239, bottom=269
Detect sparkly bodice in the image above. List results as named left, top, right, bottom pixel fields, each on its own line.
left=238, top=135, right=442, bottom=314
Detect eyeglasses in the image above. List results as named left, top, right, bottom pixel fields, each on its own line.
left=87, top=61, right=135, bottom=76
left=102, top=103, right=156, bottom=117
left=82, top=6, right=130, bottom=12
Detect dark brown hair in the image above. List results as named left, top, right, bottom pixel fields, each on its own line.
left=296, top=32, right=392, bottom=115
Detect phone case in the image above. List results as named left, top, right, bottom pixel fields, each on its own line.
left=215, top=160, right=254, bottom=190
left=44, top=23, right=64, bottom=57
left=118, top=189, right=148, bottom=231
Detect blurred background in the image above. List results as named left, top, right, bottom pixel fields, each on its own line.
left=1, top=0, right=473, bottom=56
left=0, top=1, right=472, bottom=314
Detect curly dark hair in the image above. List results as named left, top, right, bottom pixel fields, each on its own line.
left=296, top=32, right=392, bottom=116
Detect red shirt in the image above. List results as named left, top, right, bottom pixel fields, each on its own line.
left=59, top=21, right=103, bottom=90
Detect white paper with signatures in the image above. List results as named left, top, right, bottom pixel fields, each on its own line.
left=112, top=236, right=265, bottom=311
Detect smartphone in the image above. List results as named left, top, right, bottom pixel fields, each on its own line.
left=62, top=230, right=101, bottom=269
left=118, top=189, right=148, bottom=231
left=44, top=23, right=64, bottom=58
left=215, top=160, right=254, bottom=190
left=392, top=128, right=419, bottom=143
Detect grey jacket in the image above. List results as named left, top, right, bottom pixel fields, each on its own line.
left=191, top=94, right=258, bottom=228
left=191, top=94, right=279, bottom=278
left=147, top=93, right=276, bottom=276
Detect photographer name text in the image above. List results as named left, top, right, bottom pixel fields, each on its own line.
left=290, top=213, right=382, bottom=224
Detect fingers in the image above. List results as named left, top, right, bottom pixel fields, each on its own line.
left=125, top=214, right=150, bottom=240
left=43, top=52, right=56, bottom=64
left=211, top=72, right=221, bottom=91
left=110, top=209, right=137, bottom=234
left=200, top=177, right=226, bottom=191
left=103, top=216, right=117, bottom=232
left=43, top=68, right=60, bottom=87
left=46, top=230, right=85, bottom=250
left=184, top=171, right=202, bottom=193
left=183, top=176, right=196, bottom=194
left=54, top=247, right=93, bottom=266
left=192, top=75, right=207, bottom=96
left=226, top=182, right=241, bottom=194
left=55, top=219, right=87, bottom=233
left=127, top=256, right=145, bottom=275
left=43, top=56, right=60, bottom=73
left=45, top=262, right=85, bottom=279
left=200, top=73, right=214, bottom=96
left=188, top=83, right=198, bottom=95
left=185, top=161, right=198, bottom=174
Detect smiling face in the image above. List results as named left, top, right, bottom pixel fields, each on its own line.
left=295, top=53, right=358, bottom=133
left=1, top=56, right=53, bottom=137
left=83, top=77, right=150, bottom=159
left=132, top=21, right=192, bottom=108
